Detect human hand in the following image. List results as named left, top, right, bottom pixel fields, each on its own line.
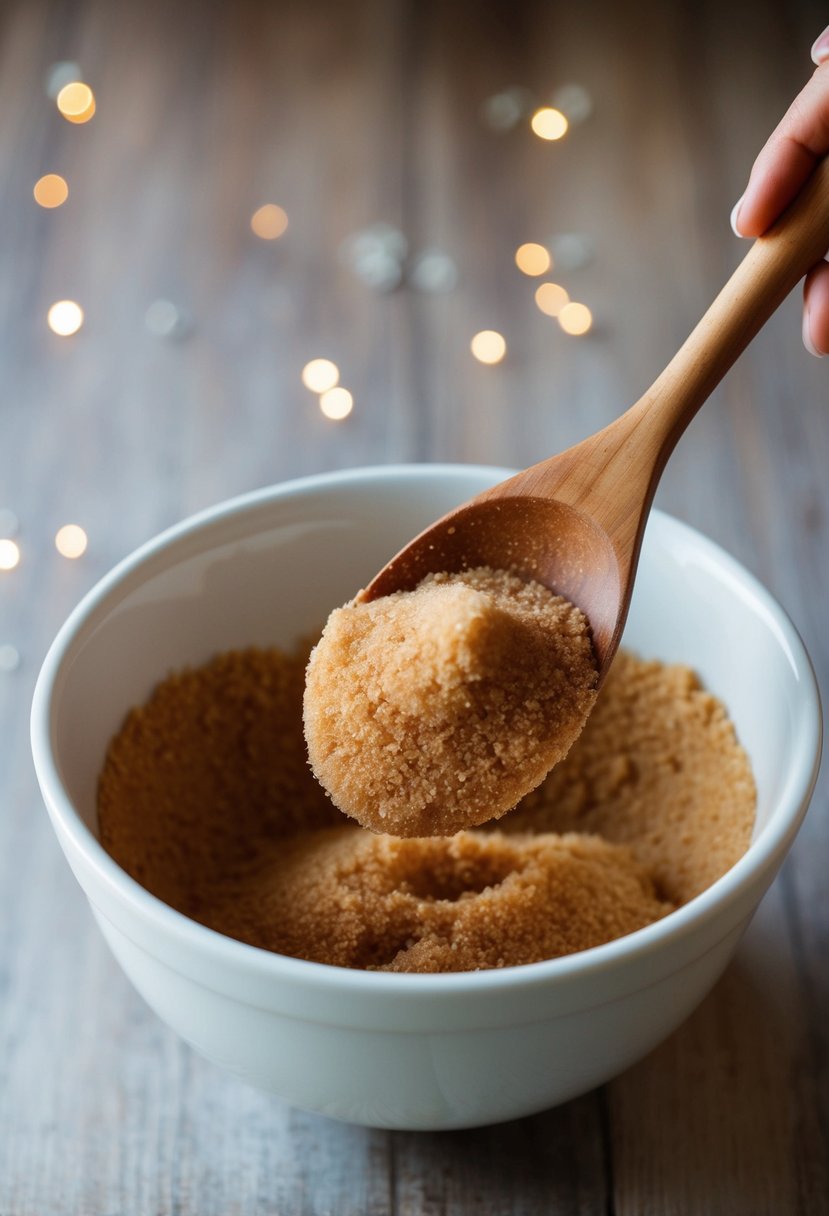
left=731, top=26, right=829, bottom=356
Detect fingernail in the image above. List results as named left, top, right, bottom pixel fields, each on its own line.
left=803, top=308, right=824, bottom=357
left=730, top=196, right=745, bottom=237
left=811, top=25, right=829, bottom=64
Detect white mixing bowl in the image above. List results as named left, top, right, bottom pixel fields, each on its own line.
left=31, top=465, right=821, bottom=1129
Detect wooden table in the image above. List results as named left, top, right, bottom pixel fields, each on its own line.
left=1, top=1, right=827, bottom=1211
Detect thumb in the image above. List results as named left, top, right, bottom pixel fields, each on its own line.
left=734, top=61, right=829, bottom=238
left=812, top=24, right=829, bottom=65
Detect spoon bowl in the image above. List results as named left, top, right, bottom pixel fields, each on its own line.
left=364, top=492, right=621, bottom=669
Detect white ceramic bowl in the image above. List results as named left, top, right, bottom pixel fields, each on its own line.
left=31, top=465, right=821, bottom=1130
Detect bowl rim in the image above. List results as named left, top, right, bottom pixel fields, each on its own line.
left=31, top=463, right=823, bottom=1000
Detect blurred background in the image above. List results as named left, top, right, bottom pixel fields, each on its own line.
left=2, top=1, right=826, bottom=663
left=2, top=1, right=828, bottom=1212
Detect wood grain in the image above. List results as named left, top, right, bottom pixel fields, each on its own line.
left=1, top=0, right=827, bottom=1212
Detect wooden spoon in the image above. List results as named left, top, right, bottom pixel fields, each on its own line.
left=363, top=159, right=829, bottom=683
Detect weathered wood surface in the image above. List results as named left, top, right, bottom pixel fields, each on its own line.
left=1, top=0, right=827, bottom=1212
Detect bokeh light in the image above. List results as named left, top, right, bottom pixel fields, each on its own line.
left=45, top=61, right=82, bottom=100
left=33, top=174, right=69, bottom=208
left=558, top=302, right=593, bottom=335
left=301, top=358, right=340, bottom=393
left=481, top=87, right=535, bottom=132
left=409, top=249, right=458, bottom=294
left=47, top=300, right=84, bottom=336
left=534, top=282, right=570, bottom=317
left=548, top=232, right=594, bottom=271
left=530, top=106, right=568, bottom=141
left=0, top=643, right=20, bottom=672
left=319, top=387, right=354, bottom=420
left=0, top=539, right=21, bottom=571
left=515, top=243, right=551, bottom=276
left=250, top=203, right=289, bottom=240
left=470, top=330, right=506, bottom=365
left=145, top=299, right=192, bottom=341
left=0, top=509, right=19, bottom=536
left=55, top=524, right=88, bottom=558
left=551, top=83, right=594, bottom=126
left=56, top=82, right=96, bottom=124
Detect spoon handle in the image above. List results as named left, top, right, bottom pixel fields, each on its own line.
left=636, top=156, right=829, bottom=463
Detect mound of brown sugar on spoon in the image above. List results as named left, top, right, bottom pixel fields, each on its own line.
left=303, top=567, right=599, bottom=836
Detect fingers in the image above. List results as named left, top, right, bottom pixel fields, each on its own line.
left=730, top=31, right=829, bottom=357
left=812, top=25, right=829, bottom=65
left=733, top=62, right=829, bottom=238
left=803, top=261, right=829, bottom=356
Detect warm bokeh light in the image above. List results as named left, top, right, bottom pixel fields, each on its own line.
left=319, top=387, right=354, bottom=420
left=55, top=524, right=88, bottom=559
left=47, top=300, right=84, bottom=336
left=250, top=203, right=289, bottom=240
left=301, top=358, right=340, bottom=393
left=534, top=282, right=570, bottom=317
left=56, top=82, right=96, bottom=124
left=515, top=243, right=551, bottom=276
left=33, top=174, right=69, bottom=208
left=470, top=330, right=506, bottom=365
left=530, top=106, right=569, bottom=141
left=0, top=539, right=21, bottom=571
left=558, top=302, right=593, bottom=335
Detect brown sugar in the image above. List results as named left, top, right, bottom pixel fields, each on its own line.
left=207, top=828, right=674, bottom=972
left=97, top=647, right=340, bottom=921
left=503, top=652, right=757, bottom=903
left=98, top=639, right=756, bottom=973
left=303, top=568, right=598, bottom=836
